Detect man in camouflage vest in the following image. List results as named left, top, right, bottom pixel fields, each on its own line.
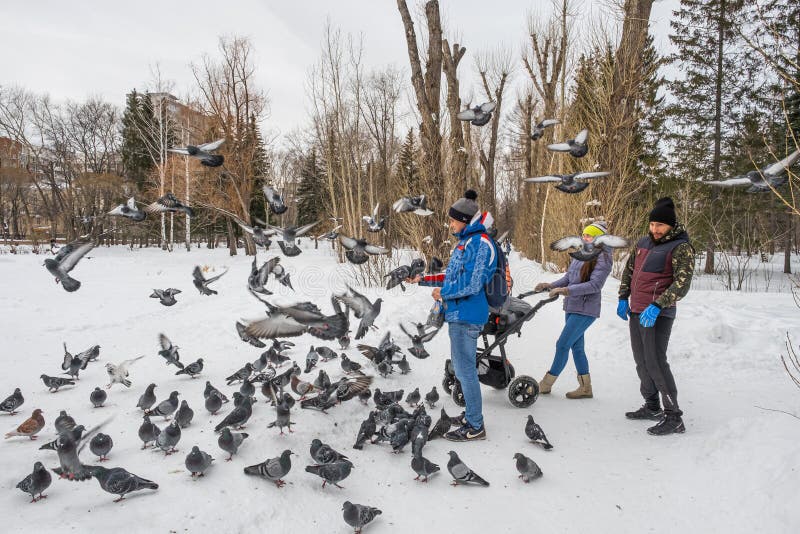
left=617, top=197, right=695, bottom=436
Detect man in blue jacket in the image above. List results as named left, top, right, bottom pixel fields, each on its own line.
left=410, top=190, right=497, bottom=441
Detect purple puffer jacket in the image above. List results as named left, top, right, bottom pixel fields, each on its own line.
left=549, top=250, right=612, bottom=318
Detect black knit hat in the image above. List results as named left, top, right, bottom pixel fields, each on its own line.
left=649, top=197, right=676, bottom=227
left=449, top=190, right=479, bottom=223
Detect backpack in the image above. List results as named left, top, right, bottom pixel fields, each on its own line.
left=482, top=234, right=510, bottom=309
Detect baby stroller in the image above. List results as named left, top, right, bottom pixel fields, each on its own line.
left=442, top=292, right=558, bottom=408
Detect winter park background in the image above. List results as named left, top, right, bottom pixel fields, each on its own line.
left=1, top=1, right=800, bottom=533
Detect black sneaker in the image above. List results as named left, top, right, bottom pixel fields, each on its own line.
left=449, top=411, right=467, bottom=426
left=647, top=414, right=685, bottom=436
left=444, top=424, right=486, bottom=442
left=625, top=405, right=664, bottom=421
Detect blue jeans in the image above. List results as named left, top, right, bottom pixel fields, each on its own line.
left=448, top=321, right=484, bottom=429
left=548, top=313, right=596, bottom=376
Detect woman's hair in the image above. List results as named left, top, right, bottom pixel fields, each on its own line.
left=579, top=257, right=597, bottom=283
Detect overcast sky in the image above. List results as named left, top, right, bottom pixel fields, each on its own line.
left=1, top=0, right=677, bottom=144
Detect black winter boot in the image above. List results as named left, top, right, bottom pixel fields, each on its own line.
left=625, top=404, right=663, bottom=421
left=647, top=413, right=685, bottom=435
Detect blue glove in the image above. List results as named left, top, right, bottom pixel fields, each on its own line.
left=616, top=300, right=629, bottom=321
left=639, top=304, right=661, bottom=328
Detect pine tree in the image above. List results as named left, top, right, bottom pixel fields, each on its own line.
left=120, top=90, right=155, bottom=190
left=296, top=150, right=325, bottom=226
left=396, top=129, right=419, bottom=192
left=247, top=114, right=270, bottom=225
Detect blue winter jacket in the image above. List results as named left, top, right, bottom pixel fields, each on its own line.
left=549, top=250, right=612, bottom=318
left=420, top=214, right=497, bottom=325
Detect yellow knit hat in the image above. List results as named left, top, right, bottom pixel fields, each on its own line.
left=582, top=220, right=607, bottom=238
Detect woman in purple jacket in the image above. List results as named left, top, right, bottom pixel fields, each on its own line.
left=534, top=221, right=613, bottom=399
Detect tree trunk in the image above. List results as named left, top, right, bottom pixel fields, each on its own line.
left=226, top=217, right=237, bottom=256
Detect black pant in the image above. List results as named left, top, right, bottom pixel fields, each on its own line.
left=628, top=314, right=681, bottom=416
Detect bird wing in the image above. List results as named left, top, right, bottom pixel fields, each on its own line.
left=549, top=236, right=584, bottom=251
left=61, top=346, right=72, bottom=370
left=763, top=149, right=800, bottom=176
left=119, top=355, right=145, bottom=370
left=127, top=197, right=137, bottom=210
left=524, top=175, right=563, bottom=183
left=338, top=287, right=373, bottom=317
left=456, top=109, right=477, bottom=121
left=419, top=326, right=440, bottom=343
left=167, top=148, right=190, bottom=155
left=364, top=244, right=389, bottom=255
left=702, top=177, right=753, bottom=187
left=158, top=333, right=172, bottom=352
left=192, top=266, right=206, bottom=283
left=58, top=241, right=94, bottom=273
left=546, top=143, right=572, bottom=152
left=594, top=235, right=629, bottom=249
left=539, top=119, right=560, bottom=127
left=575, top=171, right=610, bottom=181
left=399, top=323, right=415, bottom=341
left=480, top=101, right=497, bottom=113
left=258, top=256, right=280, bottom=283
left=198, top=138, right=225, bottom=152
left=339, top=236, right=358, bottom=250
left=574, top=129, right=589, bottom=144
left=372, top=203, right=380, bottom=218
left=244, top=315, right=308, bottom=339
left=294, top=221, right=319, bottom=237
left=496, top=230, right=509, bottom=243
left=362, top=215, right=373, bottom=224
left=204, top=268, right=229, bottom=284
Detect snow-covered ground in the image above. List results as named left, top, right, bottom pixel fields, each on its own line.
left=0, top=242, right=798, bottom=533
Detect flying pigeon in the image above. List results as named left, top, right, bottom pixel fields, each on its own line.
left=244, top=297, right=349, bottom=341
left=218, top=427, right=249, bottom=460
left=525, top=414, right=553, bottom=450
left=236, top=321, right=267, bottom=348
left=105, top=356, right=145, bottom=388
left=549, top=234, right=629, bottom=262
left=524, top=171, right=609, bottom=194
left=702, top=149, right=800, bottom=192
left=457, top=101, right=496, bottom=127
left=547, top=128, right=589, bottom=157
left=362, top=203, right=386, bottom=232
left=168, top=138, right=224, bottom=167
left=16, top=461, right=52, bottom=502
left=392, top=195, right=433, bottom=216
left=192, top=265, right=227, bottom=295
left=446, top=450, right=490, bottom=486
left=108, top=197, right=146, bottom=221
left=61, top=342, right=90, bottom=379
left=157, top=334, right=183, bottom=368
left=4, top=409, right=44, bottom=439
left=385, top=259, right=425, bottom=291
left=514, top=452, right=543, bottom=482
left=185, top=446, right=214, bottom=478
left=145, top=192, right=195, bottom=216
left=335, top=286, right=382, bottom=339
left=150, top=288, right=181, bottom=306
left=316, top=224, right=342, bottom=241
left=399, top=323, right=439, bottom=359
left=244, top=449, right=293, bottom=488
left=342, top=501, right=382, bottom=533
left=531, top=118, right=560, bottom=141
left=43, top=239, right=94, bottom=292
left=263, top=185, right=288, bottom=214
left=50, top=419, right=108, bottom=480
left=86, top=465, right=158, bottom=502
left=269, top=222, right=319, bottom=256
left=40, top=375, right=74, bottom=393
left=339, top=236, right=390, bottom=264
left=0, top=388, right=24, bottom=415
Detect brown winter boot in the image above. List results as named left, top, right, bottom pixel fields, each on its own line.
left=539, top=372, right=557, bottom=394
left=565, top=374, right=593, bottom=399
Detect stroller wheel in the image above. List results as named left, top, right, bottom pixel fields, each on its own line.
left=508, top=375, right=539, bottom=408
left=451, top=381, right=466, bottom=407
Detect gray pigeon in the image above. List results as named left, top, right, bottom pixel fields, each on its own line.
left=145, top=192, right=196, bottom=215
left=89, top=433, right=113, bottom=461
left=185, top=446, right=214, bottom=478
left=138, top=415, right=160, bottom=449
left=204, top=381, right=229, bottom=403
left=305, top=346, right=319, bottom=374
left=40, top=374, right=74, bottom=393
left=267, top=398, right=294, bottom=435
left=146, top=391, right=180, bottom=420
left=0, top=388, right=24, bottom=415
left=90, top=387, right=107, bottom=408
left=424, top=387, right=439, bottom=408
left=244, top=449, right=293, bottom=487
left=514, top=452, right=543, bottom=482
left=54, top=410, right=76, bottom=435
left=61, top=342, right=89, bottom=379
left=157, top=334, right=183, bottom=369
left=214, top=396, right=253, bottom=432
left=315, top=346, right=338, bottom=362
left=269, top=222, right=319, bottom=257
left=218, top=428, right=249, bottom=460
left=226, top=363, right=254, bottom=385
left=43, top=239, right=94, bottom=292
left=456, top=101, right=496, bottom=127
left=175, top=358, right=204, bottom=378
left=531, top=118, right=560, bottom=141
left=353, top=411, right=377, bottom=450
left=86, top=465, right=158, bottom=502
left=155, top=420, right=181, bottom=455
left=150, top=288, right=181, bottom=307
left=339, top=235, right=390, bottom=265
left=525, top=170, right=609, bottom=194
left=428, top=408, right=452, bottom=440
left=547, top=128, right=589, bottom=157
left=399, top=323, right=439, bottom=359
left=362, top=203, right=385, bottom=233
left=340, top=354, right=362, bottom=374
left=389, top=420, right=411, bottom=453
left=335, top=286, right=382, bottom=340
left=108, top=196, right=147, bottom=221
left=411, top=453, right=440, bottom=482
left=240, top=378, right=256, bottom=400
left=305, top=459, right=353, bottom=489
left=549, top=234, right=629, bottom=261
left=16, top=461, right=52, bottom=502
left=220, top=210, right=275, bottom=248
left=50, top=421, right=108, bottom=481
left=342, top=501, right=382, bottom=533
left=396, top=355, right=411, bottom=375
left=310, top=439, right=349, bottom=465
left=314, top=369, right=331, bottom=390
left=263, top=185, right=288, bottom=214
left=192, top=265, right=227, bottom=296
left=245, top=296, right=349, bottom=342
left=168, top=138, right=224, bottom=167
left=405, top=388, right=421, bottom=407
left=446, top=451, right=489, bottom=486
left=175, top=400, right=194, bottom=428
left=525, top=415, right=553, bottom=450
left=137, top=383, right=157, bottom=411
left=248, top=255, right=275, bottom=295
left=702, top=149, right=800, bottom=192
left=205, top=391, right=223, bottom=415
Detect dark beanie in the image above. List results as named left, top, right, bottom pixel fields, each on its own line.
left=649, top=197, right=676, bottom=227
left=449, top=189, right=479, bottom=223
